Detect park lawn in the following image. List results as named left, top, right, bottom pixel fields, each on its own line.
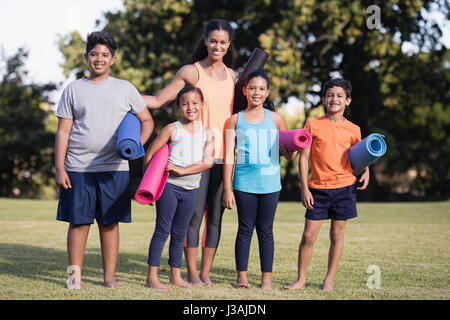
left=0, top=198, right=448, bottom=300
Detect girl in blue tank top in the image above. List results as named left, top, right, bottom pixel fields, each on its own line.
left=222, top=70, right=296, bottom=289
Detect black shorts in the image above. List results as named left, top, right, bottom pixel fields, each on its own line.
left=305, top=184, right=357, bottom=221
left=57, top=171, right=131, bottom=225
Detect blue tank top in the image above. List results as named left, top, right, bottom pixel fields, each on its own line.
left=233, top=109, right=281, bottom=194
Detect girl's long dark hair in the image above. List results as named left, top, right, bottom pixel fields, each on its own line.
left=235, top=69, right=275, bottom=113
left=190, top=20, right=235, bottom=68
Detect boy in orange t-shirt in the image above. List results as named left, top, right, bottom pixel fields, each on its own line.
left=284, top=78, right=370, bottom=292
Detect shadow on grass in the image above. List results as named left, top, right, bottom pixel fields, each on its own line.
left=0, top=243, right=154, bottom=288
left=0, top=243, right=237, bottom=288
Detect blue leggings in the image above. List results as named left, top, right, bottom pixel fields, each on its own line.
left=234, top=190, right=280, bottom=273
left=148, top=183, right=198, bottom=268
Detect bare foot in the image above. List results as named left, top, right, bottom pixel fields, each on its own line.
left=235, top=280, right=251, bottom=289
left=66, top=268, right=81, bottom=290
left=283, top=280, right=306, bottom=290
left=146, top=277, right=169, bottom=290
left=67, top=281, right=81, bottom=290
left=104, top=280, right=120, bottom=288
left=200, top=274, right=213, bottom=286
left=170, top=277, right=193, bottom=288
left=261, top=272, right=272, bottom=290
left=188, top=275, right=204, bottom=286
left=322, top=279, right=333, bottom=292
left=261, top=281, right=272, bottom=290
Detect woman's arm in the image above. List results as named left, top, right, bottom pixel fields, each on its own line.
left=142, top=64, right=199, bottom=109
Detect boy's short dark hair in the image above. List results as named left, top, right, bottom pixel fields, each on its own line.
left=86, top=31, right=118, bottom=56
left=321, top=78, right=352, bottom=98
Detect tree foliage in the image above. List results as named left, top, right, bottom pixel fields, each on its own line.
left=0, top=49, right=56, bottom=197
left=58, top=0, right=449, bottom=200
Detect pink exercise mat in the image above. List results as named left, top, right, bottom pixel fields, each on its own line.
left=134, top=144, right=170, bottom=205
left=279, top=129, right=312, bottom=151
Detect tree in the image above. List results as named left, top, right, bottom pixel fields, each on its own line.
left=258, top=0, right=449, bottom=200
left=58, top=0, right=449, bottom=200
left=372, top=48, right=450, bottom=200
left=0, top=48, right=56, bottom=197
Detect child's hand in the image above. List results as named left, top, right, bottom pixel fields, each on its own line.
left=222, top=189, right=235, bottom=210
left=166, top=164, right=186, bottom=176
left=56, top=169, right=72, bottom=190
left=279, top=145, right=289, bottom=158
left=280, top=145, right=297, bottom=161
left=301, top=188, right=314, bottom=209
left=357, top=167, right=370, bottom=190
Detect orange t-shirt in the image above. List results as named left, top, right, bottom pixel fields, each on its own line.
left=304, top=116, right=361, bottom=189
left=194, top=61, right=234, bottom=159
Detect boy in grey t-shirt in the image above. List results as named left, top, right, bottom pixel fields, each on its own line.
left=55, top=31, right=153, bottom=289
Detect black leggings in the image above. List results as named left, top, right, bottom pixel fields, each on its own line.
left=185, top=163, right=225, bottom=248
left=234, top=190, right=280, bottom=272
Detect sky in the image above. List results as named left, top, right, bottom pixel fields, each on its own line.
left=0, top=1, right=449, bottom=111
left=0, top=0, right=123, bottom=104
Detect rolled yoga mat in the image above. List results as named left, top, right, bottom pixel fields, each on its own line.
left=233, top=48, right=270, bottom=114
left=134, top=144, right=170, bottom=205
left=348, top=133, right=387, bottom=175
left=116, top=112, right=145, bottom=160
left=279, top=129, right=313, bottom=151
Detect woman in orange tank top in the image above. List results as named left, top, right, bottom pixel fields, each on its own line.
left=142, top=20, right=236, bottom=286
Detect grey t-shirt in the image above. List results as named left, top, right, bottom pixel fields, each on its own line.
left=56, top=77, right=146, bottom=172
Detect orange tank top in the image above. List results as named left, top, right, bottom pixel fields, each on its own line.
left=194, top=61, right=234, bottom=159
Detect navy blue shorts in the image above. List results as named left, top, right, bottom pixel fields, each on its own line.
left=305, top=184, right=357, bottom=221
left=57, top=171, right=131, bottom=225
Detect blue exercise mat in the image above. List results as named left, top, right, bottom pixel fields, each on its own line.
left=349, top=133, right=387, bottom=175
left=116, top=112, right=145, bottom=160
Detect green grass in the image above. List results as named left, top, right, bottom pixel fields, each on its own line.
left=0, top=198, right=449, bottom=300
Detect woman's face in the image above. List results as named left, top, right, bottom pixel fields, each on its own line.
left=204, top=29, right=230, bottom=62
